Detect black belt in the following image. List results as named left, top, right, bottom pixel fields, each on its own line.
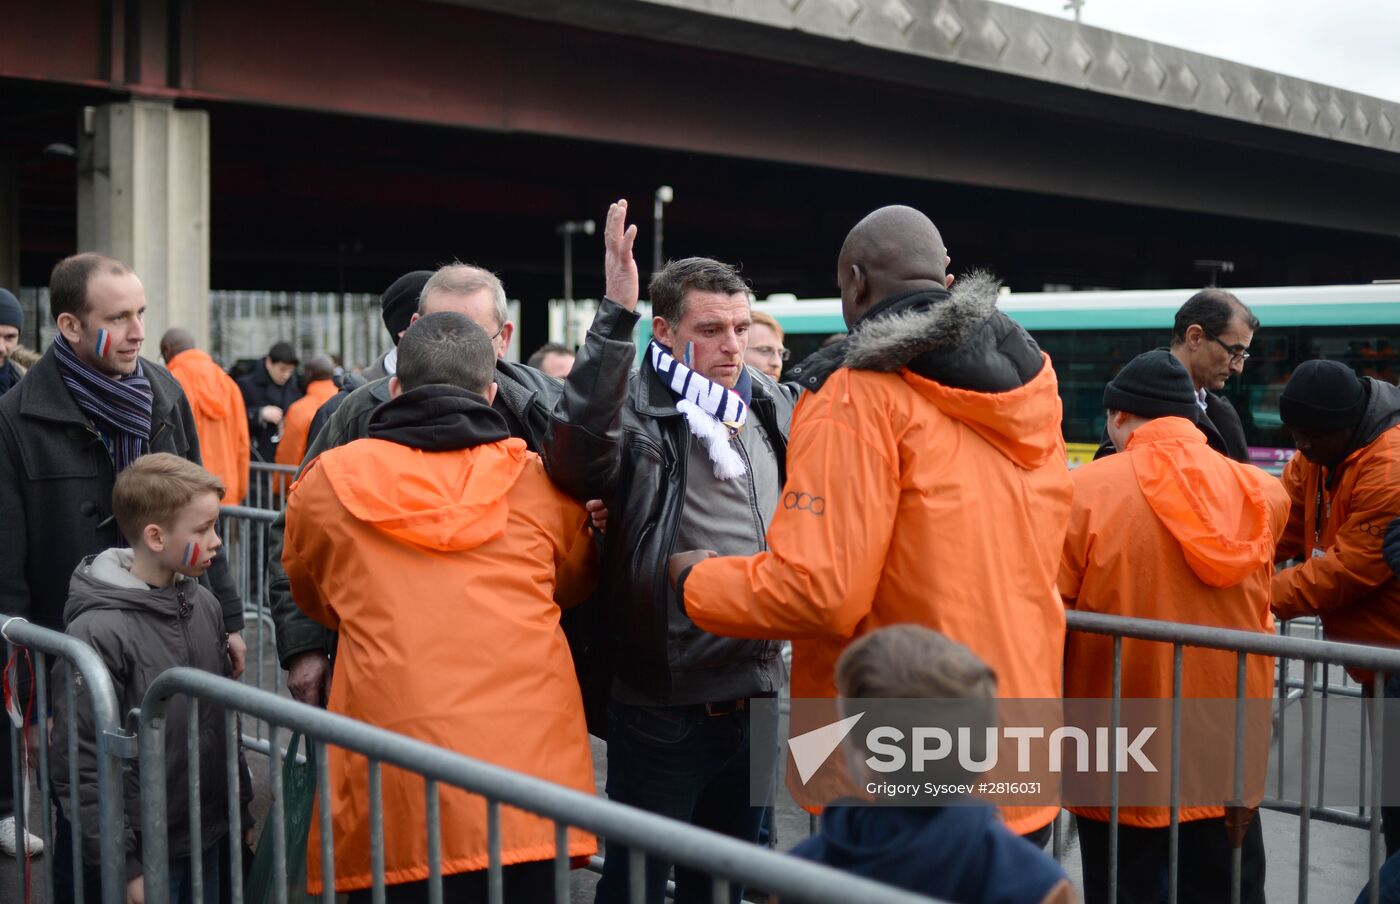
left=704, top=698, right=748, bottom=717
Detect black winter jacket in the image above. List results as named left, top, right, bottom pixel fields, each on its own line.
left=51, top=549, right=229, bottom=881
left=547, top=302, right=798, bottom=704
left=0, top=350, right=243, bottom=634
left=236, top=364, right=303, bottom=463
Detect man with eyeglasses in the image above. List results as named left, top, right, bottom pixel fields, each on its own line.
left=1095, top=288, right=1258, bottom=463
left=745, top=309, right=789, bottom=380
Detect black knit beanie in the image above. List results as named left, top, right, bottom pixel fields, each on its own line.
left=1280, top=360, right=1367, bottom=431
left=381, top=270, right=433, bottom=346
left=1103, top=349, right=1200, bottom=420
left=0, top=288, right=21, bottom=331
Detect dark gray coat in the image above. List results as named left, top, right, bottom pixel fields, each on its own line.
left=0, top=349, right=243, bottom=633
left=50, top=549, right=230, bottom=879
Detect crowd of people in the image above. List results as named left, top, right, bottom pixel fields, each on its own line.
left=0, top=195, right=1398, bottom=904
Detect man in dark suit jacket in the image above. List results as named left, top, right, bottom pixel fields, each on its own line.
left=1096, top=288, right=1256, bottom=462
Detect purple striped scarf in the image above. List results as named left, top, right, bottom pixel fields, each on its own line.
left=53, top=336, right=153, bottom=473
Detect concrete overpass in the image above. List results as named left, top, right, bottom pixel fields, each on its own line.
left=3, top=0, right=1399, bottom=352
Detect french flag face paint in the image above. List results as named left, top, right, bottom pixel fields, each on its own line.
left=95, top=329, right=113, bottom=359
left=183, top=542, right=202, bottom=569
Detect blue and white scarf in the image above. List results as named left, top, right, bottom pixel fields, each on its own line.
left=648, top=338, right=751, bottom=480
left=53, top=336, right=153, bottom=473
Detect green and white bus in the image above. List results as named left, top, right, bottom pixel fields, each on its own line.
left=638, top=282, right=1400, bottom=468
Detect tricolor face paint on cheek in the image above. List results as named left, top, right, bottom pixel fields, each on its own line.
left=95, top=329, right=113, bottom=359
left=183, top=542, right=202, bottom=569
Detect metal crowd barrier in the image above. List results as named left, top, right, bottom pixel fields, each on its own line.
left=246, top=462, right=298, bottom=512
left=138, top=667, right=942, bottom=904
left=1063, top=608, right=1399, bottom=904
left=219, top=504, right=286, bottom=750
left=2, top=617, right=132, bottom=904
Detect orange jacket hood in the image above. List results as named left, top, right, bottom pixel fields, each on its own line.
left=902, top=357, right=1065, bottom=470
left=1126, top=417, right=1276, bottom=587
left=167, top=349, right=235, bottom=419
left=309, top=437, right=530, bottom=552
left=840, top=272, right=1065, bottom=470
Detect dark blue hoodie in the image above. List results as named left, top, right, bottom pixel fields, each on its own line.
left=790, top=802, right=1069, bottom=904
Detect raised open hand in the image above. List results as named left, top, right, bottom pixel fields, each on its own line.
left=605, top=199, right=640, bottom=311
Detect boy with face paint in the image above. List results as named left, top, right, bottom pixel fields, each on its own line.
left=50, top=453, right=232, bottom=904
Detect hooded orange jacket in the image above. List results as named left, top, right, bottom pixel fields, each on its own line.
left=1273, top=421, right=1400, bottom=672
left=1058, top=417, right=1289, bottom=827
left=683, top=352, right=1074, bottom=835
left=282, top=436, right=598, bottom=893
left=167, top=348, right=250, bottom=504
left=275, top=377, right=339, bottom=470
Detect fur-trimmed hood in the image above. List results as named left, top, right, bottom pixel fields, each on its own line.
left=843, top=274, right=1065, bottom=469
left=843, top=272, right=1044, bottom=392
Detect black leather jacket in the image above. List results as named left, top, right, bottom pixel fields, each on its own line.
left=548, top=304, right=797, bottom=704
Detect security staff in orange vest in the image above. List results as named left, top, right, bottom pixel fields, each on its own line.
left=670, top=206, right=1074, bottom=842
left=1272, top=359, right=1400, bottom=858
left=282, top=313, right=597, bottom=901
left=1059, top=349, right=1288, bottom=904
left=274, top=355, right=338, bottom=471
left=161, top=328, right=251, bottom=504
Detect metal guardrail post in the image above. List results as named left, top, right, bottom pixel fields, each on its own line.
left=2, top=617, right=130, bottom=904
left=140, top=668, right=940, bottom=904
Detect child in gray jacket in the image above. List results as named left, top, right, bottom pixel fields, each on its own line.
left=50, top=452, right=231, bottom=904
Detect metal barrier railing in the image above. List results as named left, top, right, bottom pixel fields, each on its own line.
left=2, top=617, right=133, bottom=904
left=138, top=667, right=943, bottom=904
left=1064, top=608, right=1398, bottom=904
left=219, top=505, right=286, bottom=743
left=246, top=462, right=298, bottom=512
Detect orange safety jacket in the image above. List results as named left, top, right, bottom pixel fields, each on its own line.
left=282, top=436, right=598, bottom=893
left=683, top=351, right=1073, bottom=836
left=1058, top=416, right=1289, bottom=827
left=275, top=377, right=339, bottom=470
left=1273, top=417, right=1400, bottom=680
left=167, top=348, right=250, bottom=504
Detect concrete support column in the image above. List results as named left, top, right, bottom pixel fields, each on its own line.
left=78, top=100, right=211, bottom=355
left=0, top=150, right=19, bottom=294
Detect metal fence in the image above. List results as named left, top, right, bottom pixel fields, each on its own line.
left=2, top=616, right=131, bottom=904
left=246, top=463, right=298, bottom=512
left=219, top=504, right=287, bottom=738
left=138, top=667, right=942, bottom=904
left=1063, top=608, right=1398, bottom=904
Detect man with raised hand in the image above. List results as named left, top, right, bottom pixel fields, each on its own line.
left=547, top=200, right=797, bottom=904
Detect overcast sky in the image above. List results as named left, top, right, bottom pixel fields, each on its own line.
left=990, top=0, right=1400, bottom=103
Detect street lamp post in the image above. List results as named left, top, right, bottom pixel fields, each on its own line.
left=653, top=185, right=674, bottom=275
left=557, top=219, right=596, bottom=346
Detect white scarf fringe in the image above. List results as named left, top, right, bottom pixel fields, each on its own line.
left=676, top=399, right=748, bottom=480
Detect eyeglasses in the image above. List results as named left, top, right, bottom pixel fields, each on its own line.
left=751, top=346, right=790, bottom=361
left=1204, top=332, right=1250, bottom=363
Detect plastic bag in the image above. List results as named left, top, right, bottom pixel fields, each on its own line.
left=246, top=732, right=318, bottom=903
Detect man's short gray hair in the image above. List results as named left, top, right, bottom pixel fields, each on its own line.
left=419, top=263, right=509, bottom=329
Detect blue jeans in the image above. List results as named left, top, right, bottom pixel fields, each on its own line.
left=593, top=697, right=776, bottom=904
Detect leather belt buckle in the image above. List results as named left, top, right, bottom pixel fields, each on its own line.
left=705, top=698, right=747, bottom=717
